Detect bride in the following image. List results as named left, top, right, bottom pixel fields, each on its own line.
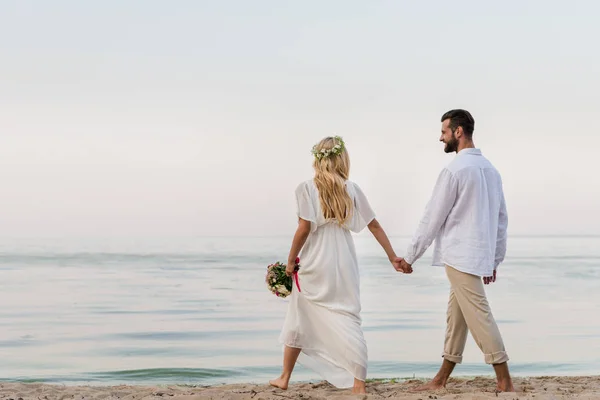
left=269, top=136, right=412, bottom=394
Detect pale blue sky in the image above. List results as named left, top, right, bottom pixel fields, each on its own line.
left=0, top=1, right=598, bottom=237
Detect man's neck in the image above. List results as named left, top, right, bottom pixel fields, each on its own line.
left=456, top=141, right=475, bottom=153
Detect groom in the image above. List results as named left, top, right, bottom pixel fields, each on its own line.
left=395, top=109, right=514, bottom=392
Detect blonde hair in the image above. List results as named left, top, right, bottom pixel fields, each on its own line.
left=312, top=137, right=353, bottom=225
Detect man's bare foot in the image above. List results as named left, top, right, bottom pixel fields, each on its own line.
left=410, top=379, right=445, bottom=392
left=269, top=377, right=289, bottom=390
left=496, top=381, right=516, bottom=393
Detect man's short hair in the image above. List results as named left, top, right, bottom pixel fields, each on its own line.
left=441, top=109, right=475, bottom=137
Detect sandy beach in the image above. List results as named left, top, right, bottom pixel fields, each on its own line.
left=2, top=376, right=599, bottom=400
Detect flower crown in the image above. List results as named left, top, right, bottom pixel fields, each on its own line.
left=311, top=136, right=346, bottom=160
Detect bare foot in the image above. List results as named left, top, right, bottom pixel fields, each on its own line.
left=496, top=382, right=516, bottom=393
left=352, top=378, right=366, bottom=394
left=410, top=379, right=445, bottom=392
left=351, top=386, right=367, bottom=394
left=269, top=377, right=289, bottom=390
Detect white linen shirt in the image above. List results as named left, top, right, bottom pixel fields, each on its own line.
left=404, top=148, right=508, bottom=277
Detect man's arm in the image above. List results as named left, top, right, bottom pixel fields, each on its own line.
left=403, top=169, right=458, bottom=266
left=494, top=190, right=508, bottom=269
left=483, top=189, right=507, bottom=285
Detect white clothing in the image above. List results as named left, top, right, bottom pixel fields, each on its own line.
left=404, top=148, right=508, bottom=277
left=279, top=179, right=375, bottom=388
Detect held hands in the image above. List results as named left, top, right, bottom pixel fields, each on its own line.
left=391, top=258, right=498, bottom=282
left=392, top=257, right=413, bottom=274
left=483, top=269, right=497, bottom=285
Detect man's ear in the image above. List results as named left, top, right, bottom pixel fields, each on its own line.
left=454, top=126, right=464, bottom=139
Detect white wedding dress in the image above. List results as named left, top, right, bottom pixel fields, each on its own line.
left=279, top=179, right=375, bottom=388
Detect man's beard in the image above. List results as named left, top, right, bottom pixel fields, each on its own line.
left=444, top=136, right=459, bottom=153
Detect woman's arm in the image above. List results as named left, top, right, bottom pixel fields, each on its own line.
left=286, top=218, right=311, bottom=276
left=367, top=218, right=397, bottom=263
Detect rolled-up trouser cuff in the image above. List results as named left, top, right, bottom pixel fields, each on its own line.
left=442, top=353, right=463, bottom=364
left=484, top=350, right=509, bottom=365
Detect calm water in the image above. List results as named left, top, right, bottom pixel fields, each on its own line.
left=0, top=236, right=599, bottom=385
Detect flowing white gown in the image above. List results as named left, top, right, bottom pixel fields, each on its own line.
left=279, top=179, right=376, bottom=388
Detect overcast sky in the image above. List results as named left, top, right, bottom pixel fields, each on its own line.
left=0, top=0, right=598, bottom=238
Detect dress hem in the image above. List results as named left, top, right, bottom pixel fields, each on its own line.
left=278, top=340, right=366, bottom=386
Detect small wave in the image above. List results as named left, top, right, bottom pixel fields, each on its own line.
left=91, top=367, right=241, bottom=380
left=0, top=368, right=243, bottom=384
left=0, top=252, right=276, bottom=266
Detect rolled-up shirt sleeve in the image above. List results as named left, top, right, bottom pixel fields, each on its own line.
left=405, top=168, right=458, bottom=265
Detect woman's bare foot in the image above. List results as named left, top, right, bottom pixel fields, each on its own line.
left=269, top=376, right=289, bottom=390
left=270, top=347, right=300, bottom=390
left=351, top=386, right=367, bottom=394
left=352, top=379, right=367, bottom=394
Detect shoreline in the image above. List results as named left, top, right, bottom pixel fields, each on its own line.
left=1, top=376, right=599, bottom=399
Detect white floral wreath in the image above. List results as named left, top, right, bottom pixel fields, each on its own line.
left=311, top=136, right=345, bottom=160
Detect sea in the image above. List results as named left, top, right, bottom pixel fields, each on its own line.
left=0, top=236, right=598, bottom=386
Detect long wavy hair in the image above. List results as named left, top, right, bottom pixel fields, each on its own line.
left=312, top=137, right=353, bottom=225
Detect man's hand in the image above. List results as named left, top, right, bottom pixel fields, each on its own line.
left=392, top=257, right=413, bottom=274
left=483, top=270, right=497, bottom=285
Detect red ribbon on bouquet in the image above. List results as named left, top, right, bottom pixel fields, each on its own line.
left=293, top=257, right=301, bottom=292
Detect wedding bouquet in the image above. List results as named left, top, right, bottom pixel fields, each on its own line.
left=265, top=257, right=300, bottom=298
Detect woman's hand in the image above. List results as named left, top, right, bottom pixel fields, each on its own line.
left=286, top=257, right=300, bottom=276
left=392, top=257, right=413, bottom=273
left=285, top=261, right=295, bottom=277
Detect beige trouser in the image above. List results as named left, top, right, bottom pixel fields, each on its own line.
left=443, top=265, right=509, bottom=365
